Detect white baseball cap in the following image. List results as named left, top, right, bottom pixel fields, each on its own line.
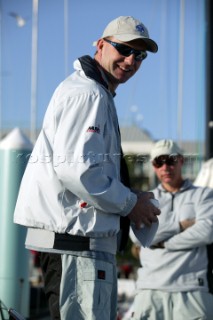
left=150, top=140, right=183, bottom=161
left=93, top=16, right=158, bottom=53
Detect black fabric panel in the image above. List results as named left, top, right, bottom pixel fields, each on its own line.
left=119, top=151, right=131, bottom=252
left=54, top=233, right=90, bottom=251
left=207, top=243, right=213, bottom=294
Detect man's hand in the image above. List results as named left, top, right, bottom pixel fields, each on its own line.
left=128, top=192, right=161, bottom=228
left=179, top=219, right=195, bottom=231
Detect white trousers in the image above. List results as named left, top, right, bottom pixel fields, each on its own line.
left=131, top=289, right=213, bottom=320
left=59, top=254, right=117, bottom=320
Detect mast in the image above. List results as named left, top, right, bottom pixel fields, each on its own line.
left=0, top=1, right=2, bottom=140
left=64, top=0, right=69, bottom=77
left=206, top=0, right=213, bottom=160
left=30, top=0, right=39, bottom=143
left=177, top=0, right=185, bottom=147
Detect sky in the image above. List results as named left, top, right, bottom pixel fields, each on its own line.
left=1, top=0, right=206, bottom=145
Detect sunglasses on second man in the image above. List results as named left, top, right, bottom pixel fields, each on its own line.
left=104, top=39, right=147, bottom=62
left=152, top=155, right=181, bottom=168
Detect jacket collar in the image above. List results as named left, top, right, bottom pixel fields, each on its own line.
left=78, top=55, right=109, bottom=89
left=157, top=178, right=193, bottom=193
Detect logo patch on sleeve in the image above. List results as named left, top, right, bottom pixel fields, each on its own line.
left=97, top=270, right=105, bottom=280
left=86, top=125, right=100, bottom=134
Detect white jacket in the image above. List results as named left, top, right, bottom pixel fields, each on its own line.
left=14, top=56, right=137, bottom=247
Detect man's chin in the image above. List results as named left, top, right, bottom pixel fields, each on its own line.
left=162, top=177, right=173, bottom=183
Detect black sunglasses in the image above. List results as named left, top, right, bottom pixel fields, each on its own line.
left=104, top=39, right=147, bottom=62
left=152, top=155, right=180, bottom=168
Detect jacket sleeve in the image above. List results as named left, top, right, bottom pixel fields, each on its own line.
left=151, top=220, right=180, bottom=245
left=52, top=88, right=137, bottom=216
left=164, top=187, right=213, bottom=250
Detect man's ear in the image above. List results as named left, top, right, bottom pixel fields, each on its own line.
left=95, top=39, right=105, bottom=59
left=179, top=155, right=184, bottom=165
left=96, top=39, right=104, bottom=49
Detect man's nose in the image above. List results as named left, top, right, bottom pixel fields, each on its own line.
left=161, top=163, right=170, bottom=169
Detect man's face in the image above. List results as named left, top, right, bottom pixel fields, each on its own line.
left=152, top=155, right=184, bottom=187
left=96, top=37, right=146, bottom=88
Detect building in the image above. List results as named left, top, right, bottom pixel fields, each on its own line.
left=120, top=125, right=205, bottom=190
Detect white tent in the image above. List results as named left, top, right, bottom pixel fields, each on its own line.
left=194, top=158, right=213, bottom=188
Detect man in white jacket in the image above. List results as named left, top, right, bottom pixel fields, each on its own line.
left=14, top=16, right=160, bottom=320
left=130, top=139, right=213, bottom=320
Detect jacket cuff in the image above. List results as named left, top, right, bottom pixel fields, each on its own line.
left=121, top=192, right=138, bottom=216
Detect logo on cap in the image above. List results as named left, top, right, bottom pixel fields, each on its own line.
left=136, top=24, right=145, bottom=33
